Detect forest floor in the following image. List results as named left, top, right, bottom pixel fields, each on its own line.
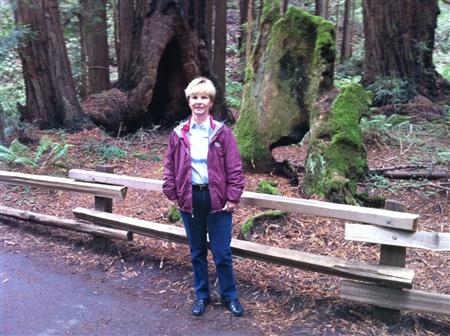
left=0, top=116, right=449, bottom=335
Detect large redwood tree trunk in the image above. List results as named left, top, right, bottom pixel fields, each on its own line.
left=84, top=1, right=234, bottom=133
left=15, top=0, right=93, bottom=131
left=363, top=0, right=449, bottom=101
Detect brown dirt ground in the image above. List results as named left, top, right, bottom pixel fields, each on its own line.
left=1, top=118, right=449, bottom=335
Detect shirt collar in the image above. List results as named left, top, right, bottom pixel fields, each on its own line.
left=190, top=117, right=210, bottom=132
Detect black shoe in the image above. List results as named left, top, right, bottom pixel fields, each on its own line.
left=192, top=298, right=209, bottom=316
left=224, top=299, right=244, bottom=316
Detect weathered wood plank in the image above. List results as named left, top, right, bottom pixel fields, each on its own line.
left=375, top=199, right=408, bottom=322
left=0, top=170, right=127, bottom=199
left=345, top=223, right=450, bottom=251
left=241, top=192, right=418, bottom=231
left=0, top=205, right=132, bottom=241
left=69, top=169, right=419, bottom=230
left=70, top=169, right=163, bottom=191
left=73, top=207, right=414, bottom=288
left=341, top=280, right=450, bottom=316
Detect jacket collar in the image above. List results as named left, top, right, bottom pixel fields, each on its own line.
left=174, top=115, right=224, bottom=145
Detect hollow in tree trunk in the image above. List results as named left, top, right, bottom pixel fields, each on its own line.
left=83, top=1, right=234, bottom=133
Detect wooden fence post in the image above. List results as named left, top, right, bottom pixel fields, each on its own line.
left=373, top=199, right=407, bottom=323
left=93, top=165, right=114, bottom=249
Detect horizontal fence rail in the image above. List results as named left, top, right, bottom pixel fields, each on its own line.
left=73, top=207, right=415, bottom=288
left=69, top=169, right=419, bottom=230
left=1, top=170, right=127, bottom=199
left=345, top=223, right=450, bottom=251
left=0, top=205, right=132, bottom=241
left=341, top=280, right=450, bottom=316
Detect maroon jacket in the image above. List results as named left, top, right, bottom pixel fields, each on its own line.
left=163, top=117, right=245, bottom=213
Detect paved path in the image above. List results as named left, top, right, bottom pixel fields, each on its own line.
left=1, top=250, right=259, bottom=336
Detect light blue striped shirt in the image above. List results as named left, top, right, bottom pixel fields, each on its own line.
left=189, top=119, right=212, bottom=184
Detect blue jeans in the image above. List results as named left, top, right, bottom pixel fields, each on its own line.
left=180, top=189, right=237, bottom=301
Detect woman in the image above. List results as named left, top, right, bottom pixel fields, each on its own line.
left=163, top=77, right=245, bottom=317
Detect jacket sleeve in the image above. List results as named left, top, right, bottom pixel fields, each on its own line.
left=223, top=127, right=245, bottom=203
left=162, top=132, right=178, bottom=201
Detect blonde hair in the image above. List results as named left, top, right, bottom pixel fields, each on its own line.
left=184, top=77, right=216, bottom=100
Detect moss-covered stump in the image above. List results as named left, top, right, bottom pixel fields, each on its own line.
left=304, top=84, right=372, bottom=204
left=235, top=2, right=335, bottom=172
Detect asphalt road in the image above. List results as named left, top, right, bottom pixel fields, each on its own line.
left=1, top=250, right=259, bottom=336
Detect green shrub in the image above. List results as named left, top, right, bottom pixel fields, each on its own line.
left=83, top=140, right=128, bottom=160
left=366, top=78, right=416, bottom=107
left=360, top=114, right=411, bottom=139
left=437, top=151, right=450, bottom=165
left=368, top=174, right=390, bottom=189
left=225, top=81, right=243, bottom=109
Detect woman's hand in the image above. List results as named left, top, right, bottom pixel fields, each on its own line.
left=222, top=201, right=238, bottom=212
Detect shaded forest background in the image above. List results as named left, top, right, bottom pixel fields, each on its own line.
left=1, top=0, right=449, bottom=136
left=0, top=2, right=449, bottom=335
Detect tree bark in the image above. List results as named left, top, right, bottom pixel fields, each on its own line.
left=78, top=11, right=88, bottom=99
left=280, top=0, right=288, bottom=16
left=118, top=0, right=133, bottom=79
left=84, top=0, right=234, bottom=132
left=213, top=0, right=226, bottom=91
left=15, top=0, right=94, bottom=131
left=340, top=0, right=352, bottom=62
left=205, top=0, right=213, bottom=61
left=315, top=0, right=325, bottom=17
left=363, top=0, right=450, bottom=100
left=80, top=0, right=111, bottom=94
left=245, top=0, right=254, bottom=65
left=238, top=0, right=248, bottom=50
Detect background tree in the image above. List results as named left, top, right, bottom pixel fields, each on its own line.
left=213, top=0, right=226, bottom=91
left=14, top=0, right=93, bottom=131
left=205, top=0, right=213, bottom=61
left=117, top=0, right=133, bottom=80
left=363, top=0, right=450, bottom=101
left=80, top=0, right=110, bottom=95
left=340, top=0, right=352, bottom=62
left=315, top=0, right=328, bottom=18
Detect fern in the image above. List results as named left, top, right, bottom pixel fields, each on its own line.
left=50, top=143, right=72, bottom=163
left=9, top=139, right=29, bottom=156
left=13, top=157, right=37, bottom=166
left=34, top=136, right=52, bottom=163
left=0, top=140, right=35, bottom=166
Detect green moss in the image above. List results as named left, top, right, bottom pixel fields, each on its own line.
left=236, top=2, right=335, bottom=171
left=355, top=192, right=386, bottom=208
left=256, top=180, right=280, bottom=195
left=305, top=84, right=371, bottom=202
left=240, top=210, right=287, bottom=239
left=167, top=205, right=181, bottom=222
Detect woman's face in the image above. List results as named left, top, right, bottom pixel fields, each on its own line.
left=188, top=93, right=213, bottom=118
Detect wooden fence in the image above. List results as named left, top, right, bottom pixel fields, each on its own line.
left=1, top=168, right=449, bottom=321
